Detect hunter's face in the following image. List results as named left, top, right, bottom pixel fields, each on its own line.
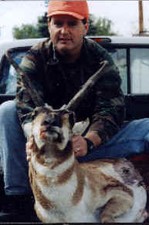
left=48, top=15, right=88, bottom=60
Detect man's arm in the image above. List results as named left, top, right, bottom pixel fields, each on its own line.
left=72, top=63, right=125, bottom=157
left=16, top=48, right=44, bottom=131
left=81, top=39, right=125, bottom=150
left=81, top=64, right=125, bottom=157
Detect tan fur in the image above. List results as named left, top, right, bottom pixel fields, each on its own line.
left=27, top=106, right=147, bottom=223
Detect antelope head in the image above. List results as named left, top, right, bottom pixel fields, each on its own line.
left=29, top=105, right=75, bottom=151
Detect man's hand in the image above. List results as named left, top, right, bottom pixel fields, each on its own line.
left=72, top=135, right=88, bottom=157
left=72, top=131, right=102, bottom=157
left=26, top=136, right=34, bottom=161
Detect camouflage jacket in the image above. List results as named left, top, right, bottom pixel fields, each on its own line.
left=16, top=37, right=125, bottom=144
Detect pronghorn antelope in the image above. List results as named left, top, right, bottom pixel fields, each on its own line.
left=26, top=105, right=147, bottom=223
left=6, top=52, right=147, bottom=222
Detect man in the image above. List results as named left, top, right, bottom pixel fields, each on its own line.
left=0, top=0, right=149, bottom=222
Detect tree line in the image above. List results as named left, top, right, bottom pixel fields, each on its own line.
left=13, top=13, right=116, bottom=39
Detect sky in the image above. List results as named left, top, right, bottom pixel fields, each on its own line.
left=0, top=0, right=149, bottom=41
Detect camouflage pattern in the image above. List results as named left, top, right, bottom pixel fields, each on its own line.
left=16, top=38, right=125, bottom=144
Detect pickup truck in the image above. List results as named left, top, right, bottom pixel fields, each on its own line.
left=1, top=36, right=149, bottom=120
left=0, top=36, right=149, bottom=222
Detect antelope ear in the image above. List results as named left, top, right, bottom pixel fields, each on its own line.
left=72, top=118, right=90, bottom=135
left=23, top=122, right=32, bottom=138
left=31, top=107, right=43, bottom=120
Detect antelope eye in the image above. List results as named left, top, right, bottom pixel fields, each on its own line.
left=31, top=109, right=39, bottom=120
left=42, top=120, right=50, bottom=126
left=122, top=168, right=130, bottom=174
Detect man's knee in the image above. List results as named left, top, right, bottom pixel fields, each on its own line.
left=0, top=100, right=17, bottom=125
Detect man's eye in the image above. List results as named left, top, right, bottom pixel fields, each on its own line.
left=68, top=21, right=77, bottom=27
left=54, top=21, right=63, bottom=27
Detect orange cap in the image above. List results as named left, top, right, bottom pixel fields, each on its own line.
left=47, top=0, right=89, bottom=20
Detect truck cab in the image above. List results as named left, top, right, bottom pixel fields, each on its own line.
left=90, top=36, right=149, bottom=121
left=0, top=36, right=149, bottom=222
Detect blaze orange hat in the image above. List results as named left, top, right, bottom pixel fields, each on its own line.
left=47, top=0, right=89, bottom=20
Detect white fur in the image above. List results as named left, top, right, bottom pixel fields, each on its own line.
left=57, top=125, right=71, bottom=150
left=115, top=183, right=147, bottom=223
left=31, top=153, right=75, bottom=178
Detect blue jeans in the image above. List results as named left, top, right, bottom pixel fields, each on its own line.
left=78, top=119, right=149, bottom=162
left=0, top=100, right=149, bottom=195
left=0, top=100, right=30, bottom=195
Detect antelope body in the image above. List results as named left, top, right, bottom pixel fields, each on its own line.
left=26, top=105, right=147, bottom=223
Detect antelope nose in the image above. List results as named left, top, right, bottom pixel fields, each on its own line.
left=42, top=117, right=61, bottom=127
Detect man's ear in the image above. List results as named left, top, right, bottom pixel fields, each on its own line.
left=48, top=24, right=51, bottom=35
left=47, top=18, right=52, bottom=34
left=84, top=22, right=89, bottom=36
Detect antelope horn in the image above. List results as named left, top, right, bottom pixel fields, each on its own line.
left=65, top=60, right=110, bottom=111
left=5, top=49, right=44, bottom=107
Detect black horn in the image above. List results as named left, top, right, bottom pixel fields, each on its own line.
left=5, top=49, right=44, bottom=107
left=65, top=60, right=110, bottom=111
